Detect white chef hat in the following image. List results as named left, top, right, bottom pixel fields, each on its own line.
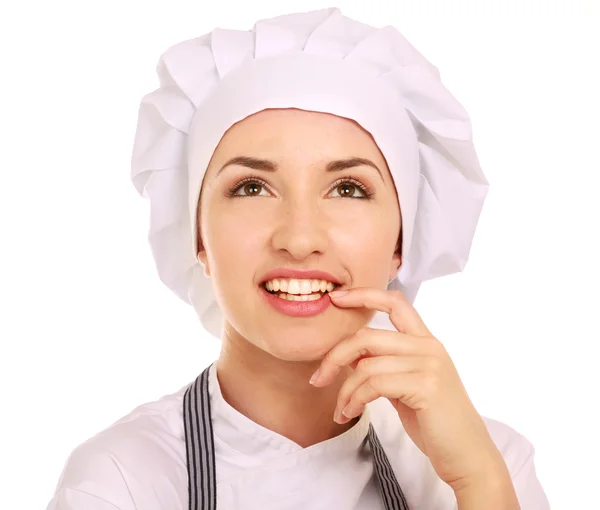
left=131, top=7, right=489, bottom=338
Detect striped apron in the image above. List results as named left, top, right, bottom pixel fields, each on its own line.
left=183, top=365, right=410, bottom=510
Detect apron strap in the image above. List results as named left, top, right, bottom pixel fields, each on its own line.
left=184, top=368, right=217, bottom=510
left=184, top=365, right=410, bottom=510
left=368, top=423, right=410, bottom=509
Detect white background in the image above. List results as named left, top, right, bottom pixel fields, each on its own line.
left=1, top=1, right=599, bottom=508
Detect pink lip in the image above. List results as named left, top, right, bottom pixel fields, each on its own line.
left=259, top=285, right=332, bottom=317
left=259, top=267, right=343, bottom=286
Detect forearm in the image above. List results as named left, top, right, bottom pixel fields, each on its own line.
left=454, top=471, right=520, bottom=510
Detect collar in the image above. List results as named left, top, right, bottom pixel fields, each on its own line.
left=207, top=362, right=372, bottom=462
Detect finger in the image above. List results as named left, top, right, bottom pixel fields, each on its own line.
left=338, top=372, right=426, bottom=423
left=311, top=327, right=433, bottom=387
left=329, top=287, right=431, bottom=337
left=335, top=356, right=425, bottom=418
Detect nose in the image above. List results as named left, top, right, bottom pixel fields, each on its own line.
left=271, top=198, right=329, bottom=261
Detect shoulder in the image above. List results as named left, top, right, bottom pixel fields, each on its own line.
left=46, top=384, right=190, bottom=510
left=366, top=399, right=550, bottom=509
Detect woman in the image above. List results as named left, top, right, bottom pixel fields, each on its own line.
left=46, top=8, right=549, bottom=510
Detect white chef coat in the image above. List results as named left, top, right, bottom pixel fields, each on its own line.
left=46, top=363, right=550, bottom=509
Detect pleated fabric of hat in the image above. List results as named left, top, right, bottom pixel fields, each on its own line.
left=131, top=7, right=489, bottom=338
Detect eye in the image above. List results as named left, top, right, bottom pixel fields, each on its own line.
left=226, top=176, right=374, bottom=199
left=329, top=178, right=374, bottom=199
left=227, top=178, right=270, bottom=197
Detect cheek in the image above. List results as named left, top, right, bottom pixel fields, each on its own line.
left=330, top=213, right=399, bottom=281
left=203, top=207, right=273, bottom=301
left=207, top=216, right=261, bottom=267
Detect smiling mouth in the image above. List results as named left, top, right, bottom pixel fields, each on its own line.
left=261, top=280, right=340, bottom=301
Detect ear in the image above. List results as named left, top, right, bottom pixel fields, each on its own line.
left=196, top=203, right=211, bottom=278
left=389, top=234, right=402, bottom=282
left=196, top=236, right=211, bottom=278
left=389, top=251, right=402, bottom=282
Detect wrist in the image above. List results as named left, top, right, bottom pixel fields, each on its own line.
left=453, top=470, right=520, bottom=510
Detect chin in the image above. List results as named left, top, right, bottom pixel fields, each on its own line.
left=222, top=304, right=374, bottom=362
left=254, top=324, right=351, bottom=362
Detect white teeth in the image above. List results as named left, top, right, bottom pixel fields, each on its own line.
left=277, top=293, right=322, bottom=301
left=263, top=277, right=338, bottom=295
left=299, top=280, right=312, bottom=294
left=287, top=279, right=300, bottom=295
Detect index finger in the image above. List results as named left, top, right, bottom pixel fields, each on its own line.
left=310, top=327, right=421, bottom=387
left=329, top=287, right=431, bottom=337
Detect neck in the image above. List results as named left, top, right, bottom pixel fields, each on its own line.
left=216, top=328, right=358, bottom=448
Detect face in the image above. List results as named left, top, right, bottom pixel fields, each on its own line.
left=196, top=108, right=402, bottom=362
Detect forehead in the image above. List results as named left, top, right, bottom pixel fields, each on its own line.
left=210, top=108, right=387, bottom=165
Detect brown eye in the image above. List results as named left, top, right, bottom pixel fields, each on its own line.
left=227, top=178, right=270, bottom=197
left=337, top=183, right=357, bottom=197
left=244, top=183, right=262, bottom=196
left=329, top=178, right=373, bottom=199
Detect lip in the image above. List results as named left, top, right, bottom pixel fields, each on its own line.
left=259, top=267, right=343, bottom=286
left=259, top=285, right=332, bottom=317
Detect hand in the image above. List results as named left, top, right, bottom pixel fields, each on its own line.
left=309, top=287, right=508, bottom=491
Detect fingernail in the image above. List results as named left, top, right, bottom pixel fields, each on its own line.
left=309, top=368, right=321, bottom=385
left=329, top=289, right=348, bottom=298
left=341, top=405, right=352, bottom=418
left=333, top=408, right=343, bottom=424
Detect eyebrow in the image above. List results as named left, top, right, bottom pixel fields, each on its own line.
left=216, top=156, right=384, bottom=181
